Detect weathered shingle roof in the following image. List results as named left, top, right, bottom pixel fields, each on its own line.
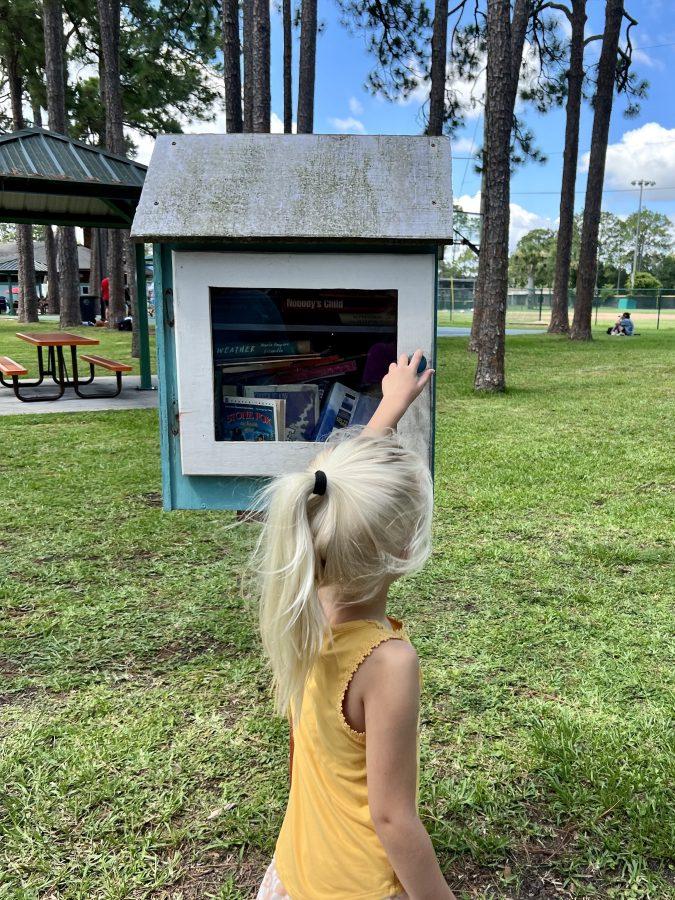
left=0, top=240, right=90, bottom=273
left=131, top=134, right=452, bottom=245
left=0, top=128, right=146, bottom=228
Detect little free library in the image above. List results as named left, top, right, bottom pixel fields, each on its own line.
left=130, top=133, right=453, bottom=510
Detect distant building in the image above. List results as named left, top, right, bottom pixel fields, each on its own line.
left=0, top=241, right=91, bottom=304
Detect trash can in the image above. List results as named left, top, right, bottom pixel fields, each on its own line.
left=79, top=295, right=96, bottom=322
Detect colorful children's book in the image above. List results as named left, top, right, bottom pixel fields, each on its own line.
left=313, top=383, right=381, bottom=441
left=219, top=396, right=285, bottom=442
left=243, top=385, right=320, bottom=441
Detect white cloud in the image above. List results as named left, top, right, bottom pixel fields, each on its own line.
left=349, top=96, right=364, bottom=116
left=452, top=136, right=478, bottom=155
left=328, top=116, right=366, bottom=134
left=580, top=122, right=675, bottom=200
left=455, top=191, right=555, bottom=251
left=271, top=112, right=297, bottom=133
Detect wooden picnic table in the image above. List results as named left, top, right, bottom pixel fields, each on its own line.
left=0, top=331, right=131, bottom=402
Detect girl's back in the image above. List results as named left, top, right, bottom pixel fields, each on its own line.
left=276, top=618, right=411, bottom=899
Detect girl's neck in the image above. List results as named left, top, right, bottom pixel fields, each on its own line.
left=319, top=584, right=391, bottom=628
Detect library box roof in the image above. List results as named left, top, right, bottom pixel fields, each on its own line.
left=130, top=133, right=452, bottom=245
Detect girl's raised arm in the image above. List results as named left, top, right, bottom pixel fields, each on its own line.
left=366, top=349, right=435, bottom=436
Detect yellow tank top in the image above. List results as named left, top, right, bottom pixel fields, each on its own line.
left=275, top=616, right=414, bottom=899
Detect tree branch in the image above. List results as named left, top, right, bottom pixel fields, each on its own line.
left=539, top=2, right=572, bottom=23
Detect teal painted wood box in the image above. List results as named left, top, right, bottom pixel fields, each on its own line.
left=131, top=134, right=452, bottom=510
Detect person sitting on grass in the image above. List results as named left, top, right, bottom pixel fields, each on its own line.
left=253, top=350, right=457, bottom=900
left=608, top=312, right=635, bottom=336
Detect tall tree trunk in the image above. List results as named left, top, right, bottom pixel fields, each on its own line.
left=58, top=230, right=81, bottom=326
left=470, top=0, right=529, bottom=356
left=43, top=0, right=80, bottom=326
left=105, top=230, right=125, bottom=326
left=16, top=226, right=39, bottom=322
left=427, top=0, right=449, bottom=136
left=571, top=0, right=624, bottom=341
left=474, top=0, right=516, bottom=390
left=88, top=228, right=102, bottom=318
left=549, top=0, right=586, bottom=334
left=31, top=98, right=61, bottom=316
left=468, top=171, right=487, bottom=351
left=473, top=0, right=530, bottom=389
left=44, top=225, right=60, bottom=313
left=283, top=0, right=293, bottom=133
left=125, top=232, right=140, bottom=357
left=222, top=0, right=243, bottom=132
left=297, top=0, right=317, bottom=133
left=97, top=0, right=126, bottom=326
left=251, top=0, right=271, bottom=132
left=242, top=0, right=254, bottom=131
left=5, top=48, right=39, bottom=323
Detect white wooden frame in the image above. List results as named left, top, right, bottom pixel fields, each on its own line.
left=172, top=251, right=435, bottom=477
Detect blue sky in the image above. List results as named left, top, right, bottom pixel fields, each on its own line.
left=134, top=0, right=675, bottom=250
left=274, top=0, right=675, bottom=247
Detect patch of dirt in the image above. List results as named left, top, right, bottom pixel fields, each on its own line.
left=0, top=685, right=40, bottom=708
left=146, top=847, right=269, bottom=899
left=445, top=856, right=577, bottom=899
left=152, top=637, right=235, bottom=664
left=141, top=491, right=163, bottom=508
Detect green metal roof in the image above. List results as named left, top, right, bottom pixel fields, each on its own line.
left=0, top=128, right=147, bottom=228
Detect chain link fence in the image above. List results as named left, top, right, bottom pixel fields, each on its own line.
left=438, top=281, right=675, bottom=330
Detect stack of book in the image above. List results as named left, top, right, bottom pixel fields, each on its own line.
left=210, top=288, right=398, bottom=443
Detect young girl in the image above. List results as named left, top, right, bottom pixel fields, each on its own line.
left=254, top=350, right=456, bottom=900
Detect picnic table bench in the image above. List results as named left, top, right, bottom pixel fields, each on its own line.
left=0, top=332, right=133, bottom=402
left=78, top=354, right=133, bottom=397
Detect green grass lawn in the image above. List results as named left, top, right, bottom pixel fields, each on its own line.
left=0, top=317, right=157, bottom=376
left=1, top=329, right=673, bottom=899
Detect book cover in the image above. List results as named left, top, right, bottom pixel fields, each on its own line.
left=314, top=383, right=382, bottom=441
left=243, top=384, right=320, bottom=441
left=219, top=396, right=285, bottom=442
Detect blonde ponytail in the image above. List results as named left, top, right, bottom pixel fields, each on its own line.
left=252, top=429, right=433, bottom=718
left=255, top=470, right=327, bottom=717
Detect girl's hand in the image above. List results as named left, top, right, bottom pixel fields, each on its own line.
left=367, top=349, right=435, bottom=434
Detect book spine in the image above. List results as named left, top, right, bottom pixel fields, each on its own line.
left=213, top=340, right=302, bottom=360
left=281, top=359, right=358, bottom=384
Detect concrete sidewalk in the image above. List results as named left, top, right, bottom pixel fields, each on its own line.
left=0, top=375, right=158, bottom=415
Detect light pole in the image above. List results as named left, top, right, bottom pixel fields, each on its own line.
left=630, top=179, right=655, bottom=290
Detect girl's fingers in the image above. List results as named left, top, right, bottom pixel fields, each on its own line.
left=398, top=352, right=409, bottom=368
left=409, top=349, right=423, bottom=369
left=418, top=368, right=435, bottom=390
left=388, top=362, right=398, bottom=373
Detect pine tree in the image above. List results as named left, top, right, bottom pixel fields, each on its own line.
left=252, top=0, right=271, bottom=131
left=283, top=0, right=293, bottom=133
left=222, top=0, right=243, bottom=132
left=297, top=0, right=317, bottom=133
left=571, top=0, right=626, bottom=340
left=0, top=0, right=42, bottom=323
left=96, top=0, right=126, bottom=329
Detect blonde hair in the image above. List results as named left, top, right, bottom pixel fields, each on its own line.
left=252, top=429, right=433, bottom=717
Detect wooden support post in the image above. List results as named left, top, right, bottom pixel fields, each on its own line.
left=135, top=241, right=152, bottom=391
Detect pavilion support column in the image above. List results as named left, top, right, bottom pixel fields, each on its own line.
left=134, top=241, right=152, bottom=390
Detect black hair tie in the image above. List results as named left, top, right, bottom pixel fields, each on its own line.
left=313, top=470, right=327, bottom=496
